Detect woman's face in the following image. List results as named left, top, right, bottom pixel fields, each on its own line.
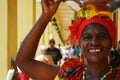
left=80, top=23, right=112, bottom=63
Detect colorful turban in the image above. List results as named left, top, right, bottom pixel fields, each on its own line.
left=69, top=14, right=117, bottom=46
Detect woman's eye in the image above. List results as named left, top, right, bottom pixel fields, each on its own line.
left=83, top=35, right=91, bottom=40
left=98, top=34, right=106, bottom=40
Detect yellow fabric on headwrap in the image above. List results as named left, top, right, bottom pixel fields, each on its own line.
left=77, top=4, right=112, bottom=19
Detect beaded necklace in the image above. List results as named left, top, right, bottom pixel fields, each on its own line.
left=82, top=67, right=113, bottom=80
left=82, top=67, right=87, bottom=80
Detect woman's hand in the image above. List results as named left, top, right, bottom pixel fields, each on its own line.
left=41, top=0, right=62, bottom=17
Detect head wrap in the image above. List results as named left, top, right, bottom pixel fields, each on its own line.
left=69, top=14, right=117, bottom=46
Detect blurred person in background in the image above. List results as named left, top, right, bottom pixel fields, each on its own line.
left=46, top=39, right=62, bottom=65
left=36, top=45, right=54, bottom=65
left=7, top=58, right=29, bottom=80
left=110, top=41, right=120, bottom=68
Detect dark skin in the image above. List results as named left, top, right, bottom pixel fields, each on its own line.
left=16, top=0, right=61, bottom=80
left=80, top=23, right=117, bottom=80
left=16, top=0, right=118, bottom=79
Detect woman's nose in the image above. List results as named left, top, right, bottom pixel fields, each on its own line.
left=90, top=37, right=99, bottom=46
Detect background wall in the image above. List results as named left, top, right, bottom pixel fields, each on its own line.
left=0, top=0, right=8, bottom=79
left=117, top=10, right=120, bottom=42
left=17, top=0, right=36, bottom=49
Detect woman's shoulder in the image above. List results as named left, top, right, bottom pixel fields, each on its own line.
left=58, top=58, right=86, bottom=80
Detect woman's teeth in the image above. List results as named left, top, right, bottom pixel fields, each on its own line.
left=89, top=49, right=101, bottom=53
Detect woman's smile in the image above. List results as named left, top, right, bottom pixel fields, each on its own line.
left=88, top=48, right=101, bottom=55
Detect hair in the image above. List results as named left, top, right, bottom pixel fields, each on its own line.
left=49, top=39, right=55, bottom=44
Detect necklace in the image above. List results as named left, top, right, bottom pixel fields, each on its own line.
left=100, top=67, right=113, bottom=80
left=82, top=67, right=113, bottom=80
left=82, top=67, right=87, bottom=80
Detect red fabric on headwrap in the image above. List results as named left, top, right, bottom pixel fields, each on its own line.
left=69, top=14, right=117, bottom=46
left=69, top=18, right=84, bottom=43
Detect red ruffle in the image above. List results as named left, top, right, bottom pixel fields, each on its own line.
left=58, top=58, right=86, bottom=80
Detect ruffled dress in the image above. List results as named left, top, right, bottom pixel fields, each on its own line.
left=58, top=58, right=120, bottom=80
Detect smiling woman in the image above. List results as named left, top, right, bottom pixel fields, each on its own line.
left=58, top=14, right=119, bottom=80
left=80, top=23, right=112, bottom=63
left=16, top=0, right=120, bottom=80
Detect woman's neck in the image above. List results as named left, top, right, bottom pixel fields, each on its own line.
left=86, top=62, right=110, bottom=79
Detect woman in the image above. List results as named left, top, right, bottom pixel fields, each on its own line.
left=16, top=0, right=120, bottom=80
left=58, top=15, right=118, bottom=80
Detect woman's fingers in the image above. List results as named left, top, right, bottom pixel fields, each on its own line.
left=48, top=0, right=55, bottom=4
left=41, top=0, right=48, bottom=7
left=41, top=0, right=61, bottom=15
left=42, top=0, right=62, bottom=5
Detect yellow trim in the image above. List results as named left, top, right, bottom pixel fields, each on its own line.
left=77, top=4, right=112, bottom=19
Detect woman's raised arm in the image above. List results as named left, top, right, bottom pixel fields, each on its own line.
left=16, top=0, right=61, bottom=80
